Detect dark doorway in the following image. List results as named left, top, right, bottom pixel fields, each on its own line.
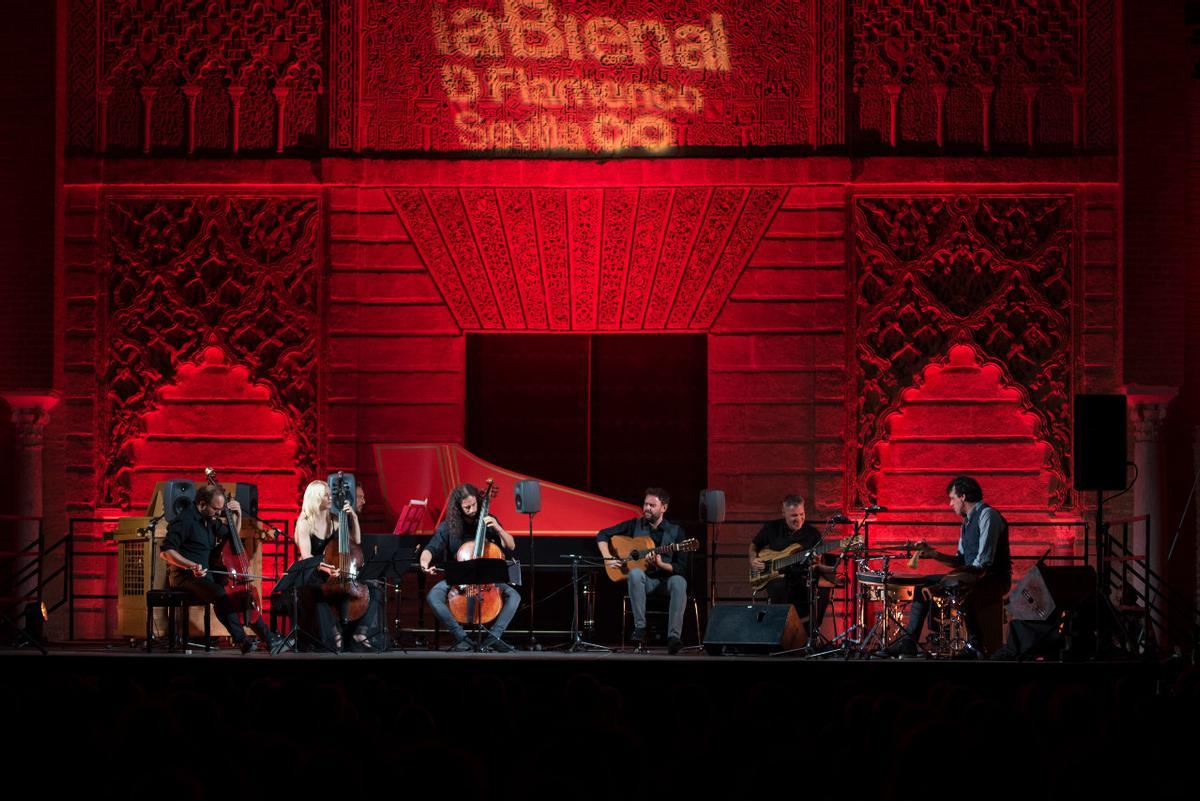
left=466, top=333, right=707, bottom=515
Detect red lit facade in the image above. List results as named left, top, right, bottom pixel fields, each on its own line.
left=1, top=1, right=1196, bottom=641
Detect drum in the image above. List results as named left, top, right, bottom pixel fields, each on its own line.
left=857, top=569, right=940, bottom=604
left=938, top=569, right=979, bottom=591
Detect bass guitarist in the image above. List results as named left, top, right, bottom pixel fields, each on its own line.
left=597, top=488, right=689, bottom=654
left=748, top=494, right=832, bottom=627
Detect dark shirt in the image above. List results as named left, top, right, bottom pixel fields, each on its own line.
left=752, top=520, right=824, bottom=581
left=752, top=519, right=822, bottom=554
left=423, top=516, right=512, bottom=568
left=597, top=517, right=689, bottom=579
left=162, top=505, right=233, bottom=581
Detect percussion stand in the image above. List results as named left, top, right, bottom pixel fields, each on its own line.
left=856, top=554, right=890, bottom=657
left=845, top=511, right=875, bottom=652
left=858, top=554, right=913, bottom=658
left=772, top=555, right=829, bottom=658
left=797, top=558, right=847, bottom=659
left=817, top=553, right=870, bottom=657
left=813, top=553, right=861, bottom=658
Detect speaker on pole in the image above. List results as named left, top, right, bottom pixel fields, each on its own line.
left=699, top=489, right=726, bottom=524
left=514, top=480, right=541, bottom=514
left=703, top=604, right=804, bottom=655
left=1073, top=394, right=1128, bottom=491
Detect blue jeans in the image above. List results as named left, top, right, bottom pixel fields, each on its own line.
left=627, top=568, right=687, bottom=639
left=426, top=580, right=520, bottom=643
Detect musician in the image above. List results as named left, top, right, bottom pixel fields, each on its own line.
left=161, top=484, right=277, bottom=653
left=293, top=479, right=383, bottom=652
left=748, top=494, right=831, bottom=625
left=891, top=476, right=1012, bottom=658
left=418, top=483, right=520, bottom=653
left=597, top=488, right=689, bottom=655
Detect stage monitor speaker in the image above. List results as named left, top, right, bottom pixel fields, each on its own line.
left=514, top=480, right=541, bottom=514
left=1008, top=564, right=1097, bottom=621
left=703, top=603, right=803, bottom=655
left=1073, top=394, right=1127, bottom=491
left=154, top=480, right=196, bottom=522
left=699, top=489, right=726, bottom=524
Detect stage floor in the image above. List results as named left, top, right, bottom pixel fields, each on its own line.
left=4, top=642, right=1192, bottom=799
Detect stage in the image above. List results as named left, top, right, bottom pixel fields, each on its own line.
left=1, top=4, right=1198, bottom=797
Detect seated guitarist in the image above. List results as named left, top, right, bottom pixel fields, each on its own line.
left=749, top=494, right=831, bottom=626
left=890, top=476, right=1012, bottom=658
left=597, top=488, right=689, bottom=655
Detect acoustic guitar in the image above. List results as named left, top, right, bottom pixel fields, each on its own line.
left=605, top=535, right=699, bottom=583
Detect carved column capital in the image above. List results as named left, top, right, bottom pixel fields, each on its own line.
left=1125, top=385, right=1179, bottom=442
left=1, top=391, right=60, bottom=449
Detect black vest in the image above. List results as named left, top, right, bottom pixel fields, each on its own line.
left=961, top=502, right=1011, bottom=578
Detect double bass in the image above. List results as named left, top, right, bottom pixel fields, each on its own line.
left=319, top=472, right=370, bottom=625
left=204, top=467, right=265, bottom=629
left=446, top=479, right=504, bottom=626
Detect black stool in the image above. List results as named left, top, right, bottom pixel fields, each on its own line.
left=146, top=589, right=211, bottom=652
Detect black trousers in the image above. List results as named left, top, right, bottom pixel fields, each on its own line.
left=170, top=572, right=271, bottom=643
left=764, top=572, right=830, bottom=626
left=905, top=573, right=1010, bottom=652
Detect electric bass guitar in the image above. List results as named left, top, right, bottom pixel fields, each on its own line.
left=749, top=534, right=862, bottom=593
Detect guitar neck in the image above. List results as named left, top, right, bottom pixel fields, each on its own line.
left=772, top=538, right=838, bottom=570
left=629, top=543, right=675, bottom=562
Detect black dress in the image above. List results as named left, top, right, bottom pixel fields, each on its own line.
left=296, top=530, right=385, bottom=651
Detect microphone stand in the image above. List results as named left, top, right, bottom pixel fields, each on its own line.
left=524, top=510, right=540, bottom=651
left=141, top=514, right=166, bottom=647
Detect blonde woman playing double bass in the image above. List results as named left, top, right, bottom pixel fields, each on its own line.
left=293, top=480, right=383, bottom=652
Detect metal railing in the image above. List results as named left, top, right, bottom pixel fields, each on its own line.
left=1103, top=515, right=1200, bottom=656
left=57, top=514, right=293, bottom=642
left=0, top=514, right=44, bottom=613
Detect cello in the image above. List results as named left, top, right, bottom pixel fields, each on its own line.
left=204, top=467, right=265, bottom=630
left=446, top=479, right=504, bottom=627
left=318, top=472, right=370, bottom=626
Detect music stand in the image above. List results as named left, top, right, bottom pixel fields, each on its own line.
left=392, top=499, right=429, bottom=535
left=270, top=556, right=336, bottom=654
left=361, top=538, right=413, bottom=653
left=444, top=558, right=511, bottom=650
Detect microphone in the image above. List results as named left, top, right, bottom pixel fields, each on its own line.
left=865, top=505, right=888, bottom=513
left=830, top=514, right=851, bottom=524
left=139, top=513, right=166, bottom=533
